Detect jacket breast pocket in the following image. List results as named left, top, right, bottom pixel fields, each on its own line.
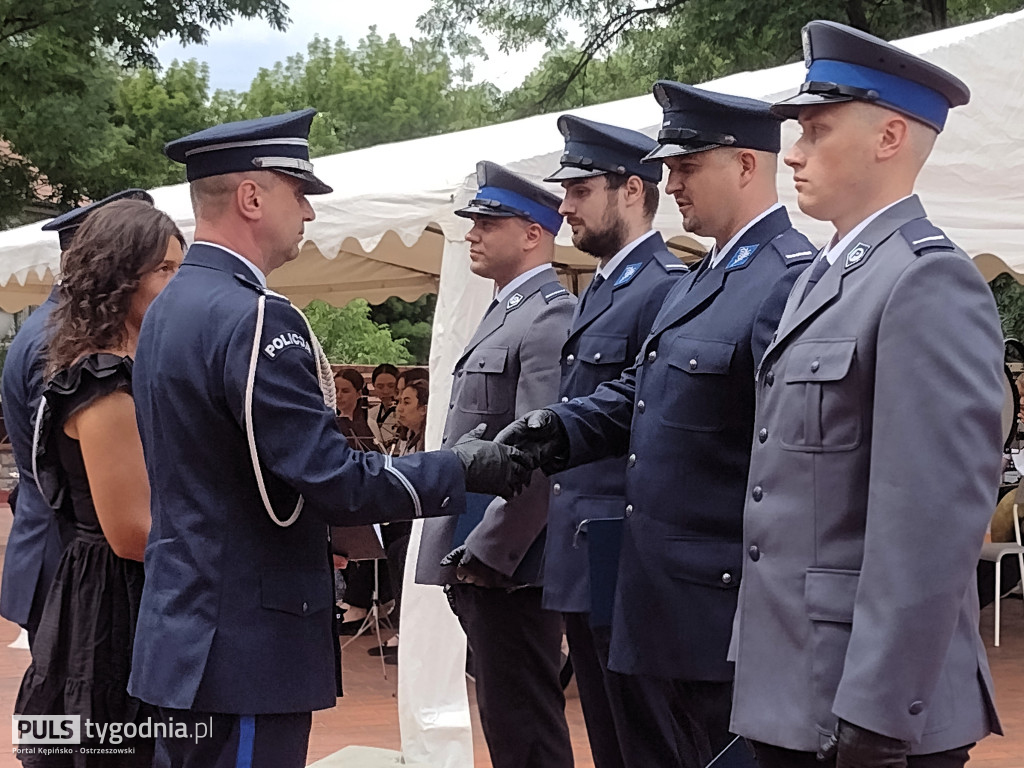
left=261, top=569, right=333, bottom=617
left=779, top=339, right=861, bottom=452
left=805, top=568, right=858, bottom=734
left=461, top=346, right=512, bottom=415
left=660, top=336, right=736, bottom=432
left=577, top=334, right=629, bottom=368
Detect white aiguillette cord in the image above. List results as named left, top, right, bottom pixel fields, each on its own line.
left=245, top=292, right=336, bottom=528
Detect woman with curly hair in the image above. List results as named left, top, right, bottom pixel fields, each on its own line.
left=15, top=198, right=184, bottom=768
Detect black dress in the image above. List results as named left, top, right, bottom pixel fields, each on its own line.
left=15, top=354, right=153, bottom=767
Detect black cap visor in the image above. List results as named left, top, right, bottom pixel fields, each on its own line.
left=641, top=142, right=721, bottom=163
left=274, top=168, right=333, bottom=195
left=771, top=85, right=865, bottom=120
left=455, top=200, right=524, bottom=220
left=543, top=164, right=608, bottom=183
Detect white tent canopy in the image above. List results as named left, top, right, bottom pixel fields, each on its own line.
left=0, top=11, right=1021, bottom=767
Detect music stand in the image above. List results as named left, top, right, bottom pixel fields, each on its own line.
left=333, top=524, right=391, bottom=677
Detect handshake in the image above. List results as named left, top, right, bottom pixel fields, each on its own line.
left=448, top=409, right=570, bottom=498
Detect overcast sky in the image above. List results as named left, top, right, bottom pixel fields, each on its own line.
left=155, top=0, right=554, bottom=93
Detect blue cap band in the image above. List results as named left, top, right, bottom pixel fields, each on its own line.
left=477, top=185, right=563, bottom=234
left=807, top=59, right=950, bottom=129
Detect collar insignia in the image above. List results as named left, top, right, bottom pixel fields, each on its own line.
left=506, top=293, right=524, bottom=310
left=844, top=242, right=871, bottom=269
left=614, top=262, right=642, bottom=287
left=726, top=244, right=759, bottom=270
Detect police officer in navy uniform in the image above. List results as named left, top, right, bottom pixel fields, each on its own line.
left=0, top=189, right=152, bottom=648
left=730, top=22, right=1003, bottom=768
left=129, top=111, right=527, bottom=768
left=542, top=116, right=686, bottom=768
left=416, top=161, right=577, bottom=768
left=497, top=84, right=815, bottom=768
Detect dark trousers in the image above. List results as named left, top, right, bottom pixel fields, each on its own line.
left=451, top=584, right=573, bottom=768
left=749, top=740, right=974, bottom=768
left=566, top=612, right=732, bottom=768
left=153, top=708, right=311, bottom=768
left=563, top=613, right=625, bottom=768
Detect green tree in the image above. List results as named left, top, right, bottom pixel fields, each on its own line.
left=0, top=0, right=288, bottom=67
left=991, top=274, right=1024, bottom=342
left=303, top=299, right=413, bottom=365
left=0, top=49, right=229, bottom=226
left=369, top=295, right=437, bottom=364
left=421, top=0, right=1024, bottom=110
left=0, top=0, right=289, bottom=223
left=243, top=29, right=501, bottom=155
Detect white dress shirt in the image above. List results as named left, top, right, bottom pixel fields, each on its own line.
left=595, top=229, right=658, bottom=280
left=494, top=263, right=552, bottom=306
left=822, top=196, right=911, bottom=265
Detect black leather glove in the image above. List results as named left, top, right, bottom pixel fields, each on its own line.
left=440, top=544, right=517, bottom=589
left=817, top=719, right=910, bottom=768
left=449, top=423, right=531, bottom=498
left=493, top=408, right=570, bottom=474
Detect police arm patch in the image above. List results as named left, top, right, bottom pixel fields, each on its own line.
left=262, top=330, right=313, bottom=360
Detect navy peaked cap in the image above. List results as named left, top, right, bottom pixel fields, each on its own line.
left=457, top=161, right=563, bottom=235
left=772, top=20, right=970, bottom=131
left=545, top=115, right=661, bottom=184
left=164, top=109, right=332, bottom=195
left=41, top=188, right=154, bottom=252
left=643, top=82, right=782, bottom=162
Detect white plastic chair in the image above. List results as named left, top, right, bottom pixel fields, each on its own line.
left=980, top=487, right=1024, bottom=647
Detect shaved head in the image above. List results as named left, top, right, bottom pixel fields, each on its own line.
left=190, top=170, right=283, bottom=221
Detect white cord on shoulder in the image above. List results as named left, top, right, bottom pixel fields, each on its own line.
left=244, top=291, right=338, bottom=528
left=245, top=292, right=303, bottom=528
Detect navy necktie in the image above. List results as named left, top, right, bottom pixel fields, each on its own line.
left=800, top=255, right=831, bottom=303
left=580, top=273, right=605, bottom=314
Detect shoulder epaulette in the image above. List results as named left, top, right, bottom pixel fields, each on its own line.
left=771, top=228, right=816, bottom=266
left=899, top=218, right=956, bottom=257
left=541, top=281, right=571, bottom=303
left=264, top=287, right=292, bottom=303
left=657, top=251, right=689, bottom=273
left=233, top=273, right=265, bottom=293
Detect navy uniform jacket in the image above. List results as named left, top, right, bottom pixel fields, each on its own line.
left=730, top=197, right=1003, bottom=753
left=417, top=267, right=575, bottom=586
left=549, top=207, right=814, bottom=680
left=0, top=288, right=66, bottom=627
left=129, top=244, right=465, bottom=714
left=544, top=232, right=685, bottom=613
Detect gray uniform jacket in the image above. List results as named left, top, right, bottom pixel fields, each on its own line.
left=729, top=196, right=1004, bottom=754
left=417, top=267, right=576, bottom=586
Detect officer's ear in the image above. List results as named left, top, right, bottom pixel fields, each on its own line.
left=522, top=220, right=545, bottom=249
left=236, top=178, right=265, bottom=222
left=621, top=175, right=647, bottom=210
left=735, top=149, right=758, bottom=186
left=876, top=112, right=911, bottom=162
